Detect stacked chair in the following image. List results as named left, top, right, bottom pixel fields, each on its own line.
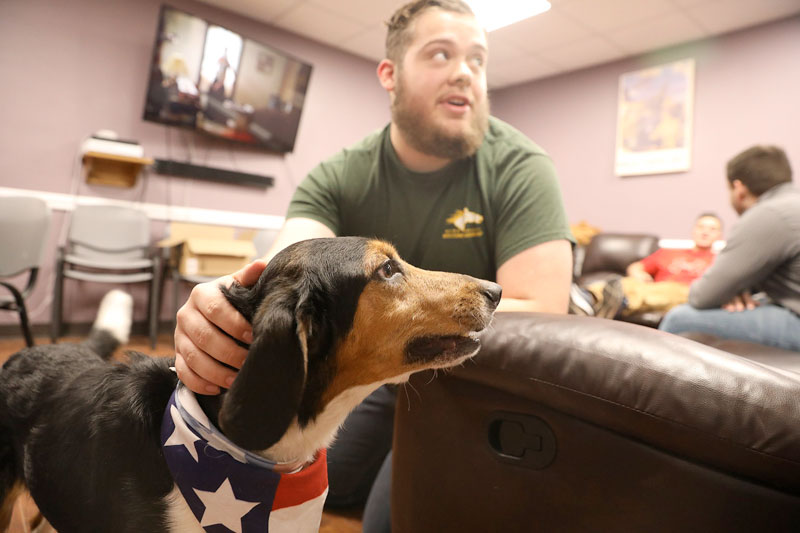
left=0, top=197, right=51, bottom=346
left=51, top=204, right=161, bottom=348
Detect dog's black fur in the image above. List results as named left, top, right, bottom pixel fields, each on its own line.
left=0, top=237, right=500, bottom=532
left=0, top=335, right=178, bottom=531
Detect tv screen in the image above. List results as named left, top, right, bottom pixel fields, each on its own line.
left=143, top=5, right=313, bottom=153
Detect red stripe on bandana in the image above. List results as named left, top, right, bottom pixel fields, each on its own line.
left=272, top=449, right=329, bottom=511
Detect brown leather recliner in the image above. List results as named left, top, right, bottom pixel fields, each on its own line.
left=391, top=313, right=800, bottom=533
left=576, top=232, right=662, bottom=326
left=577, top=232, right=659, bottom=285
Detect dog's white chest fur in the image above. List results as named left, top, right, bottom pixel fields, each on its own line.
left=165, top=487, right=205, bottom=533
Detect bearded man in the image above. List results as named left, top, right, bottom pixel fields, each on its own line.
left=174, top=1, right=574, bottom=531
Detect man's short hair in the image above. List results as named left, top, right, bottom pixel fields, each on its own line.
left=696, top=212, right=721, bottom=222
left=695, top=212, right=722, bottom=229
left=385, top=0, right=474, bottom=64
left=726, top=145, right=793, bottom=196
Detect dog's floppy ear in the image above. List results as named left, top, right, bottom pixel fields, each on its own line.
left=218, top=297, right=308, bottom=451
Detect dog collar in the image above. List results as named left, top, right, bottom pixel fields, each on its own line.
left=161, top=385, right=328, bottom=532
left=172, top=384, right=310, bottom=472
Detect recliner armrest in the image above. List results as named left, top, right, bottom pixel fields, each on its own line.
left=457, top=312, right=800, bottom=494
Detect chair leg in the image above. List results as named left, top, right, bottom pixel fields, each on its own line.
left=17, top=301, right=34, bottom=348
left=148, top=288, right=157, bottom=350
left=50, top=258, right=64, bottom=343
left=0, top=282, right=34, bottom=347
left=148, top=254, right=163, bottom=349
left=172, top=269, right=180, bottom=336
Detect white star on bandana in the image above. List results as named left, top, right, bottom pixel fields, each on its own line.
left=194, top=478, right=260, bottom=533
left=161, top=386, right=329, bottom=532
left=164, top=404, right=200, bottom=462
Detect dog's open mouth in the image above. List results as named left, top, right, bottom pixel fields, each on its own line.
left=405, top=334, right=481, bottom=364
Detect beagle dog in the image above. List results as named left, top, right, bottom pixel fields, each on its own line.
left=0, top=237, right=500, bottom=533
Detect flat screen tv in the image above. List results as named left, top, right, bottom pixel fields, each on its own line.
left=143, top=5, right=313, bottom=153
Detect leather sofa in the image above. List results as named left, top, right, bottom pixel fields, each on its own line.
left=391, top=313, right=800, bottom=532
left=576, top=232, right=662, bottom=326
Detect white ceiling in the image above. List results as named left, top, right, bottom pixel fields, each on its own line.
left=197, top=0, right=800, bottom=89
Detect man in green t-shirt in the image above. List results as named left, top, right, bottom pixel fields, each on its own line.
left=174, top=1, right=574, bottom=530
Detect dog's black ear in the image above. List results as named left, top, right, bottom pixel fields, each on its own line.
left=218, top=299, right=307, bottom=451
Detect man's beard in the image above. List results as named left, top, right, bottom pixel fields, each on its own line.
left=391, top=75, right=489, bottom=161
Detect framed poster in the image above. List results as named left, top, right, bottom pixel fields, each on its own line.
left=615, top=58, right=695, bottom=176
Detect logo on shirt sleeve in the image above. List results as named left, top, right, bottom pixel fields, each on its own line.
left=443, top=207, right=484, bottom=239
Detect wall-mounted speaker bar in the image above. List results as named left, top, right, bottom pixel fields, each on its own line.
left=152, top=159, right=274, bottom=189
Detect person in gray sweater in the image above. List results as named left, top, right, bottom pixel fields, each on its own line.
left=660, top=145, right=800, bottom=352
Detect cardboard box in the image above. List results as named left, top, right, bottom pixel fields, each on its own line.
left=159, top=222, right=257, bottom=277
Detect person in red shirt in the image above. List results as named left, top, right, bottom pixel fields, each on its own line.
left=575, top=213, right=723, bottom=318
left=628, top=214, right=721, bottom=283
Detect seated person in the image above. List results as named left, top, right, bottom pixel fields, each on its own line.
left=571, top=213, right=723, bottom=318
left=173, top=2, right=575, bottom=531
left=659, top=145, right=800, bottom=352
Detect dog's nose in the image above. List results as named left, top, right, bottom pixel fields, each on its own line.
left=482, top=281, right=502, bottom=307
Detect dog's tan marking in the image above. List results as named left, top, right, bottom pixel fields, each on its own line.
left=296, top=319, right=310, bottom=375
left=321, top=241, right=491, bottom=404
left=0, top=482, right=25, bottom=531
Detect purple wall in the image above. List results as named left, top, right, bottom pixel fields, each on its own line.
left=0, top=0, right=798, bottom=329
left=492, top=15, right=800, bottom=238
left=0, top=0, right=389, bottom=326
left=0, top=0, right=389, bottom=212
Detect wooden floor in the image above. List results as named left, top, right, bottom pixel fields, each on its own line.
left=0, top=333, right=362, bottom=533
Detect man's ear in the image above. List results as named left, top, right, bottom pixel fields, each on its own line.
left=733, top=178, right=759, bottom=202
left=218, top=303, right=308, bottom=451
left=377, top=59, right=396, bottom=92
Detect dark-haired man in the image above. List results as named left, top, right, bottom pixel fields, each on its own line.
left=174, top=0, right=574, bottom=530
left=659, top=145, right=800, bottom=351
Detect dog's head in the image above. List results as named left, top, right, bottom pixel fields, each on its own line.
left=218, top=237, right=500, bottom=456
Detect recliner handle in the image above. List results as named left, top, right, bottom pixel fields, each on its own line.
left=486, top=411, right=556, bottom=469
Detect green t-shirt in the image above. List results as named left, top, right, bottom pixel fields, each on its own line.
left=286, top=117, right=573, bottom=281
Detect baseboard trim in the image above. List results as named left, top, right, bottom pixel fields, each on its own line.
left=0, top=321, right=176, bottom=342
left=0, top=186, right=284, bottom=230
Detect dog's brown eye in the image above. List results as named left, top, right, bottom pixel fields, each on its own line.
left=377, top=260, right=401, bottom=280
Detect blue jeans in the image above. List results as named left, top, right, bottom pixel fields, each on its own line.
left=659, top=303, right=800, bottom=352
left=363, top=451, right=392, bottom=533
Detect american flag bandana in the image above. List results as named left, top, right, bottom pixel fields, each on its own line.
left=161, top=384, right=328, bottom=533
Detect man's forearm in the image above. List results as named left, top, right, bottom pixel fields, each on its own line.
left=688, top=270, right=741, bottom=309
left=496, top=296, right=568, bottom=314
left=626, top=261, right=653, bottom=281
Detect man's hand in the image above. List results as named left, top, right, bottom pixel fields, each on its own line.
left=174, top=260, right=267, bottom=394
left=723, top=290, right=759, bottom=312
left=626, top=261, right=654, bottom=282
left=175, top=217, right=335, bottom=393
left=630, top=271, right=654, bottom=282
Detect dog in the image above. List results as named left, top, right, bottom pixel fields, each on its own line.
left=0, top=237, right=501, bottom=533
